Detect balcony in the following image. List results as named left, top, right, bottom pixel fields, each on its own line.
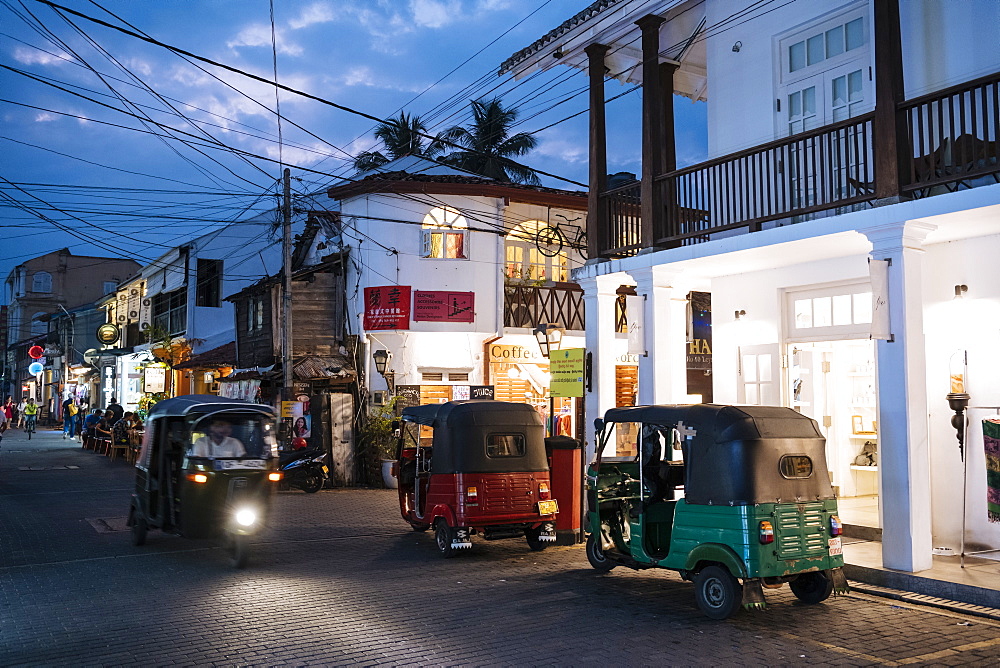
left=597, top=72, right=1000, bottom=257
left=503, top=282, right=584, bottom=331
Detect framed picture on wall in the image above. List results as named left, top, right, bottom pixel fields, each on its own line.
left=852, top=415, right=864, bottom=434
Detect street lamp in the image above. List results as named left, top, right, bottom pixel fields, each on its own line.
left=533, top=323, right=564, bottom=437
left=532, top=323, right=564, bottom=359
left=372, top=349, right=391, bottom=376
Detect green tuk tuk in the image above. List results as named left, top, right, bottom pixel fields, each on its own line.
left=586, top=404, right=848, bottom=619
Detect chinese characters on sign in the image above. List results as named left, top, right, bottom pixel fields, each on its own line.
left=413, top=291, right=475, bottom=323
left=364, top=286, right=412, bottom=330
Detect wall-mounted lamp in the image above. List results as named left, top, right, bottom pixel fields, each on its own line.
left=372, top=349, right=391, bottom=376
left=507, top=365, right=522, bottom=380
left=954, top=284, right=968, bottom=299
left=734, top=309, right=746, bottom=320
left=732, top=41, right=742, bottom=52
left=533, top=323, right=565, bottom=359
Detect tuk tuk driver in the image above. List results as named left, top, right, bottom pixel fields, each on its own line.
left=192, top=419, right=247, bottom=458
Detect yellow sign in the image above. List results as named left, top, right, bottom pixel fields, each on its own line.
left=550, top=348, right=585, bottom=398
left=280, top=401, right=303, bottom=418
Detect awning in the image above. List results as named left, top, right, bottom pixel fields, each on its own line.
left=173, top=342, right=236, bottom=370
left=263, top=355, right=357, bottom=383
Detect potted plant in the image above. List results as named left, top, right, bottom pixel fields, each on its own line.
left=357, top=397, right=399, bottom=488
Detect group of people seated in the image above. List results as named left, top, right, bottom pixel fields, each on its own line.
left=81, top=399, right=142, bottom=452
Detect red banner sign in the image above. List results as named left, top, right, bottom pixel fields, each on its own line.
left=413, top=291, right=475, bottom=323
left=364, top=286, right=411, bottom=330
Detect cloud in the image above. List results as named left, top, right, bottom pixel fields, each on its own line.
left=13, top=46, right=71, bottom=66
left=226, top=24, right=303, bottom=56
left=288, top=2, right=336, bottom=30
left=409, top=0, right=462, bottom=28
left=34, top=112, right=57, bottom=122
left=535, top=137, right=586, bottom=165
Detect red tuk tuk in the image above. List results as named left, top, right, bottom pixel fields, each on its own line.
left=394, top=400, right=558, bottom=557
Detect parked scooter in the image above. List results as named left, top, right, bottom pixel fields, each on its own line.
left=278, top=439, right=329, bottom=493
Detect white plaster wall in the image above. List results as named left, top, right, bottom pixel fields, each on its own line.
left=705, top=0, right=1000, bottom=157
left=922, top=234, right=1000, bottom=550
left=710, top=254, right=871, bottom=404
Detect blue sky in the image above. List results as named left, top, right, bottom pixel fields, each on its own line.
left=1, top=0, right=707, bottom=298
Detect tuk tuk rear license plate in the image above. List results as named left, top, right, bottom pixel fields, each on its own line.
left=828, top=537, right=843, bottom=556
left=538, top=499, right=558, bottom=515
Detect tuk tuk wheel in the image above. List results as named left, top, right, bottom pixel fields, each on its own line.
left=131, top=517, right=148, bottom=547
left=790, top=571, right=834, bottom=604
left=524, top=526, right=549, bottom=552
left=434, top=520, right=457, bottom=558
left=229, top=534, right=250, bottom=569
left=585, top=533, right=617, bottom=572
left=694, top=565, right=743, bottom=620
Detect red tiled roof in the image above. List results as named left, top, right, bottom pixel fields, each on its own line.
left=173, top=341, right=236, bottom=370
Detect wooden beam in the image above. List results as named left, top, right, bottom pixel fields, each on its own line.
left=585, top=43, right=610, bottom=259
left=659, top=61, right=679, bottom=245
left=873, top=0, right=908, bottom=200
left=636, top=14, right=666, bottom=247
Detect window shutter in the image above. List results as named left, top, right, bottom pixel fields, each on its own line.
left=421, top=230, right=432, bottom=257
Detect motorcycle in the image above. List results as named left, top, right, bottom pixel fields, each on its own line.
left=278, top=441, right=329, bottom=493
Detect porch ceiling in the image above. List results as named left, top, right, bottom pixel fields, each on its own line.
left=499, top=0, right=708, bottom=101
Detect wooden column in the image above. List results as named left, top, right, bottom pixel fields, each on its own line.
left=873, top=0, right=908, bottom=200
left=585, top=43, right=610, bottom=260
left=659, top=61, right=679, bottom=244
left=636, top=14, right=665, bottom=248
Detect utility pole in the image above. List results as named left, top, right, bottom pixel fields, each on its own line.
left=281, top=168, right=293, bottom=401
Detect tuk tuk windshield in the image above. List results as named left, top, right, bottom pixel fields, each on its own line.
left=188, top=414, right=276, bottom=459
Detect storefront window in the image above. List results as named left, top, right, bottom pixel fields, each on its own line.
left=505, top=220, right=568, bottom=282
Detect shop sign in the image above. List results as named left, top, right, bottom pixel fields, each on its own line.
left=281, top=401, right=303, bottom=418
left=470, top=385, right=494, bottom=400
left=364, top=286, right=411, bottom=330
left=452, top=385, right=470, bottom=401
left=395, top=385, right=421, bottom=411
left=550, top=348, right=585, bottom=398
left=626, top=295, right=644, bottom=355
left=615, top=353, right=640, bottom=364
left=413, top=291, right=475, bottom=323
left=143, top=366, right=166, bottom=393
left=489, top=344, right=545, bottom=363
left=96, top=323, right=121, bottom=345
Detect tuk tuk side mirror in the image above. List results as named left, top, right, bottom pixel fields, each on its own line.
left=593, top=418, right=605, bottom=434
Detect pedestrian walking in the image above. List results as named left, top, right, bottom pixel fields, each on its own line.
left=14, top=397, right=25, bottom=428
left=62, top=397, right=79, bottom=439
left=0, top=397, right=13, bottom=443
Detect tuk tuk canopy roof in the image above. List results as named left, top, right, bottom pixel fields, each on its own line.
left=401, top=400, right=548, bottom=475
left=146, top=394, right=277, bottom=420
left=602, top=404, right=833, bottom=505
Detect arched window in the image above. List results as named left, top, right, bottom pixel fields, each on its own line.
left=31, top=312, right=47, bottom=336
left=505, top=220, right=568, bottom=282
left=32, top=271, right=52, bottom=293
left=421, top=206, right=468, bottom=259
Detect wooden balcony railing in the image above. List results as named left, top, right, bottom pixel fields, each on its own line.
left=603, top=180, right=642, bottom=257
left=503, top=282, right=584, bottom=331
left=593, top=71, right=1000, bottom=257
left=901, top=72, right=1000, bottom=196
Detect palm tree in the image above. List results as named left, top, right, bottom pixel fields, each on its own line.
left=352, top=112, right=444, bottom=172
left=439, top=97, right=539, bottom=185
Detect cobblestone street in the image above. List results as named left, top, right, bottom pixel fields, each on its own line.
left=2, top=429, right=999, bottom=666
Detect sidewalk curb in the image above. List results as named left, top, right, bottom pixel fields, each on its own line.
left=848, top=580, right=1000, bottom=622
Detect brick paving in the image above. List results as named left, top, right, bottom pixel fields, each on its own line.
left=2, top=428, right=999, bottom=666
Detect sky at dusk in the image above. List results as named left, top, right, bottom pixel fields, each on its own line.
left=1, top=0, right=708, bottom=297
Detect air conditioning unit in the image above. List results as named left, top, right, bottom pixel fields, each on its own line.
left=372, top=390, right=388, bottom=406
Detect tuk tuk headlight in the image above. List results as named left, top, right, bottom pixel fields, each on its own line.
left=235, top=508, right=257, bottom=527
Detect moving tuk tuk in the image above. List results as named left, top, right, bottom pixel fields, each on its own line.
left=127, top=395, right=281, bottom=568
left=394, top=400, right=558, bottom=557
left=587, top=404, right=848, bottom=619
